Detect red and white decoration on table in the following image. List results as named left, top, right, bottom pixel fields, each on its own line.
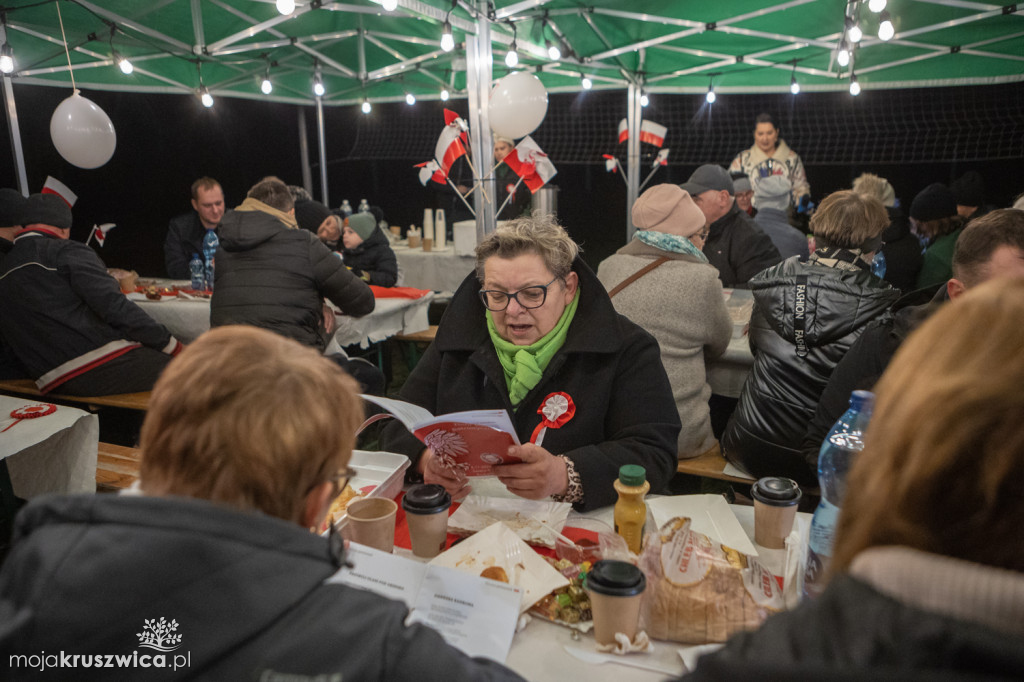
left=87, top=222, right=116, bottom=247
left=1, top=403, right=57, bottom=432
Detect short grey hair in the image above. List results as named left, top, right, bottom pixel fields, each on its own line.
left=474, top=212, right=580, bottom=283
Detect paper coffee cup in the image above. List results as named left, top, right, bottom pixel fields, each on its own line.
left=408, top=234, right=421, bottom=248
left=751, top=477, right=801, bottom=549
left=402, top=484, right=451, bottom=558
left=422, top=237, right=433, bottom=252
left=586, top=560, right=646, bottom=645
left=345, top=497, right=397, bottom=553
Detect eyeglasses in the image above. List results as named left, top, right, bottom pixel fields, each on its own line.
left=691, top=228, right=710, bottom=242
left=327, top=466, right=357, bottom=496
left=479, top=276, right=561, bottom=311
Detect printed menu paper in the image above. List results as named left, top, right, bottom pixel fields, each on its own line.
left=329, top=543, right=521, bottom=662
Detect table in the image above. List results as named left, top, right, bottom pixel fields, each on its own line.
left=0, top=395, right=98, bottom=498
left=130, top=282, right=433, bottom=350
left=706, top=288, right=755, bottom=399
left=394, top=244, right=475, bottom=293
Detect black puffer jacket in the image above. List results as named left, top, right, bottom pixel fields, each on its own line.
left=211, top=206, right=374, bottom=350
left=722, top=256, right=897, bottom=485
left=0, top=495, right=525, bottom=682
left=878, top=206, right=923, bottom=294
left=702, top=204, right=782, bottom=288
left=341, top=227, right=399, bottom=287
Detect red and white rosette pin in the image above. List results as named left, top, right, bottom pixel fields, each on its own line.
left=530, top=392, right=575, bottom=448
left=2, top=403, right=57, bottom=432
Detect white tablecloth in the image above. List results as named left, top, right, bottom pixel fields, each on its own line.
left=395, top=245, right=475, bottom=293
left=0, top=396, right=98, bottom=497
left=706, top=288, right=755, bottom=399
left=131, top=286, right=433, bottom=350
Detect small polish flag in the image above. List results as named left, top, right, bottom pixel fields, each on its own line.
left=653, top=148, right=670, bottom=167
left=639, top=121, right=667, bottom=147
left=91, top=223, right=116, bottom=247
left=502, top=136, right=556, bottom=194
left=443, top=109, right=469, bottom=145
left=415, top=160, right=446, bottom=186
left=41, top=176, right=77, bottom=208
left=617, top=118, right=628, bottom=144
left=602, top=154, right=619, bottom=172
left=434, top=125, right=467, bottom=177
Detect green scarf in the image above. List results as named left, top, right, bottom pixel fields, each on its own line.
left=486, top=289, right=580, bottom=408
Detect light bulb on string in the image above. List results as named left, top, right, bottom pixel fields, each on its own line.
left=276, top=0, right=295, bottom=15
left=200, top=86, right=214, bottom=108
left=705, top=85, right=716, bottom=104
left=868, top=0, right=886, bottom=12
left=581, top=75, right=592, bottom=90
left=0, top=43, right=13, bottom=75
left=878, top=12, right=894, bottom=41
left=440, top=87, right=450, bottom=101
left=361, top=99, right=371, bottom=114
left=505, top=46, right=518, bottom=68
left=546, top=40, right=561, bottom=61
left=114, top=51, right=133, bottom=75
left=440, top=22, right=455, bottom=52
left=261, top=77, right=273, bottom=95
left=847, top=20, right=863, bottom=44
left=381, top=0, right=398, bottom=10
left=405, top=92, right=416, bottom=105
left=849, top=74, right=861, bottom=96
left=790, top=75, right=800, bottom=95
left=837, top=40, right=850, bottom=67
left=640, top=92, right=649, bottom=107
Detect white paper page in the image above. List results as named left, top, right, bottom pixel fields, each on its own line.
left=360, top=394, right=435, bottom=431
left=413, top=409, right=521, bottom=445
left=408, top=564, right=521, bottom=663
left=327, top=543, right=427, bottom=609
left=648, top=494, right=759, bottom=556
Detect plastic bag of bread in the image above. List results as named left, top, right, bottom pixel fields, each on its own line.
left=638, top=516, right=784, bottom=644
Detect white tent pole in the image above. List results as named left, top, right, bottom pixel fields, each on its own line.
left=315, top=95, right=329, bottom=206
left=466, top=4, right=495, bottom=240
left=298, top=108, right=314, bottom=197
left=1, top=23, right=28, bottom=195
left=625, top=81, right=642, bottom=241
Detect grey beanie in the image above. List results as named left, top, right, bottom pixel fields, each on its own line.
left=347, top=212, right=377, bottom=241
left=753, top=175, right=792, bottom=212
left=21, top=193, right=72, bottom=230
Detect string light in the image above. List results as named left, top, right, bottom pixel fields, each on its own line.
left=405, top=92, right=416, bottom=105
left=878, top=11, right=895, bottom=41
left=790, top=75, right=800, bottom=95
left=440, top=87, right=450, bottom=101
left=276, top=0, right=295, bottom=15
left=546, top=39, right=561, bottom=61
left=440, top=21, right=454, bottom=52
left=837, top=40, right=851, bottom=67
left=381, top=0, right=398, bottom=10
left=361, top=99, right=371, bottom=114
left=581, top=74, right=592, bottom=90
left=640, top=91, right=649, bottom=107
left=200, top=85, right=214, bottom=108
left=505, top=22, right=518, bottom=68
left=849, top=73, right=861, bottom=96
left=705, top=84, right=716, bottom=104
left=868, top=0, right=886, bottom=12
left=0, top=13, right=13, bottom=75
left=847, top=18, right=863, bottom=44
left=313, top=68, right=325, bottom=97
left=109, top=26, right=132, bottom=75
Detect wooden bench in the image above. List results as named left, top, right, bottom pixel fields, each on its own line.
left=676, top=446, right=758, bottom=485
left=96, top=442, right=141, bottom=493
left=394, top=325, right=438, bottom=345
left=393, top=325, right=439, bottom=371
left=0, top=379, right=150, bottom=412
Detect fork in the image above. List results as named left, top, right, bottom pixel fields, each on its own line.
left=504, top=532, right=524, bottom=586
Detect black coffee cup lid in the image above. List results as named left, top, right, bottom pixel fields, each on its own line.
left=402, top=484, right=451, bottom=514
left=587, top=560, right=646, bottom=597
left=751, top=477, right=802, bottom=507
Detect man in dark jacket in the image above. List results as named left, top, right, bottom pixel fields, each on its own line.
left=164, top=177, right=224, bottom=279
left=210, top=178, right=374, bottom=351
left=0, top=194, right=183, bottom=395
left=681, top=164, right=781, bottom=288
left=0, top=326, right=525, bottom=682
left=341, top=212, right=398, bottom=287
left=802, top=208, right=1024, bottom=462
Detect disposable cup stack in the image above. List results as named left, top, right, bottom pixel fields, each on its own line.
left=435, top=209, right=447, bottom=249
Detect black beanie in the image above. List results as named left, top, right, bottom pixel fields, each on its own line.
left=910, top=183, right=957, bottom=222
left=21, top=193, right=72, bottom=230
left=292, top=198, right=332, bottom=233
left=951, top=170, right=984, bottom=208
left=0, top=188, right=27, bottom=227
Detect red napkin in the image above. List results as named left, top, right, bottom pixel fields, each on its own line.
left=370, top=285, right=431, bottom=299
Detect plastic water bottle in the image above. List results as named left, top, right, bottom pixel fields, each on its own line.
left=202, top=230, right=219, bottom=292
left=189, top=253, right=204, bottom=291
left=358, top=199, right=370, bottom=213
left=802, top=390, right=875, bottom=599
left=340, top=199, right=352, bottom=217
left=871, top=250, right=887, bottom=279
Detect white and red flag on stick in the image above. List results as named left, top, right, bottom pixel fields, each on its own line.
left=434, top=123, right=467, bottom=176
left=443, top=109, right=469, bottom=145
left=415, top=160, right=446, bottom=186
left=603, top=154, right=619, bottom=172
left=502, top=136, right=556, bottom=193
left=653, top=148, right=670, bottom=167
left=88, top=223, right=116, bottom=247
left=616, top=119, right=668, bottom=147
left=41, top=176, right=77, bottom=208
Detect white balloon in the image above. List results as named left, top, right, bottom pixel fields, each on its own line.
left=49, top=91, right=117, bottom=169
left=489, top=71, right=548, bottom=139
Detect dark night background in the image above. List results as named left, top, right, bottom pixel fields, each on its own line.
left=1, top=82, right=1021, bottom=277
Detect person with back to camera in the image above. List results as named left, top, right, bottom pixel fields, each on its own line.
left=341, top=212, right=398, bottom=287
left=721, top=190, right=898, bottom=487
left=852, top=172, right=922, bottom=293
left=752, top=175, right=809, bottom=260
left=729, top=113, right=810, bottom=207
left=597, top=184, right=732, bottom=461
left=381, top=214, right=680, bottom=511
left=682, top=277, right=1024, bottom=682
left=910, top=182, right=966, bottom=289
left=0, top=326, right=526, bottom=682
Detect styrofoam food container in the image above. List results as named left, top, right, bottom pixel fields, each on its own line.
left=327, top=450, right=410, bottom=533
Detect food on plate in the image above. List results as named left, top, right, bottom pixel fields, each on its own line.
left=145, top=286, right=162, bottom=300
left=326, top=484, right=364, bottom=524
left=529, top=557, right=593, bottom=626
left=480, top=566, right=509, bottom=583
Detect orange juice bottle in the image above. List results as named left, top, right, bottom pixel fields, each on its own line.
left=613, top=465, right=649, bottom=554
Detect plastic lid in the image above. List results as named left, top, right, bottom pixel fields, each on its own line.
left=750, top=477, right=802, bottom=507
left=402, top=483, right=451, bottom=515
left=587, top=560, right=646, bottom=597
left=618, top=464, right=646, bottom=487
left=848, top=390, right=875, bottom=412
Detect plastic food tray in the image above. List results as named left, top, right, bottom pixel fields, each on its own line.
left=328, top=450, right=410, bottom=533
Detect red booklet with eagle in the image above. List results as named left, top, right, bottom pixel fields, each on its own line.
left=361, top=395, right=522, bottom=477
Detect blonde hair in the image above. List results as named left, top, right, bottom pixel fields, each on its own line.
left=832, top=278, right=1024, bottom=575
left=475, top=212, right=580, bottom=282
left=139, top=326, right=363, bottom=524
left=852, top=173, right=896, bottom=208
left=810, top=190, right=889, bottom=250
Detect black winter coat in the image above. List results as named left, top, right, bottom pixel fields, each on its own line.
left=683, top=575, right=1024, bottom=682
left=878, top=206, right=924, bottom=294
left=703, top=204, right=782, bottom=288
left=211, top=207, right=374, bottom=350
left=381, top=258, right=680, bottom=511
left=722, top=256, right=898, bottom=485
left=341, top=227, right=398, bottom=287
left=0, top=495, right=525, bottom=682
left=164, top=211, right=213, bottom=279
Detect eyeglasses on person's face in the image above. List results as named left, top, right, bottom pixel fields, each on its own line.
left=326, top=466, right=357, bottom=495
left=478, top=275, right=561, bottom=311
